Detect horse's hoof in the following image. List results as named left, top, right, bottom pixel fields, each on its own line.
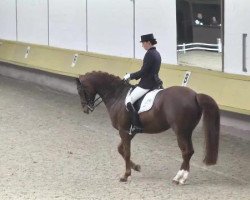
left=172, top=180, right=180, bottom=185
left=179, top=179, right=186, bottom=185
left=172, top=170, right=188, bottom=185
left=134, top=165, right=141, bottom=172
left=119, top=177, right=127, bottom=182
left=172, top=179, right=186, bottom=185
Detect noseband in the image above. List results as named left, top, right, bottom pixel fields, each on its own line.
left=83, top=90, right=102, bottom=112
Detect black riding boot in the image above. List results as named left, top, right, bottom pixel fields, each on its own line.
left=127, top=103, right=143, bottom=134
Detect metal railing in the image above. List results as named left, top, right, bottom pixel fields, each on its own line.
left=177, top=38, right=222, bottom=53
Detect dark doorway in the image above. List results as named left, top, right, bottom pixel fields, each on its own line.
left=176, top=0, right=221, bottom=44
left=176, top=0, right=193, bottom=44
left=176, top=0, right=224, bottom=72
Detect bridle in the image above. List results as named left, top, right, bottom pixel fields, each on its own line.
left=82, top=79, right=129, bottom=112
left=83, top=90, right=102, bottom=112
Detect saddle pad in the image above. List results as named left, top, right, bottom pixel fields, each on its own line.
left=138, top=89, right=162, bottom=113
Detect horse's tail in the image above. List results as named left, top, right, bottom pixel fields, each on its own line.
left=196, top=93, right=220, bottom=165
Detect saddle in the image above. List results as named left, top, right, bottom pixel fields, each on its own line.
left=126, top=87, right=163, bottom=113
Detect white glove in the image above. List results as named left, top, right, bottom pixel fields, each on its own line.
left=123, top=73, right=131, bottom=81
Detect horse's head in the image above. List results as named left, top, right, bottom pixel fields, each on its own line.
left=76, top=77, right=96, bottom=114
left=77, top=71, right=130, bottom=114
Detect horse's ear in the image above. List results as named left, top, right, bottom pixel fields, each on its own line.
left=76, top=78, right=83, bottom=93
left=76, top=78, right=81, bottom=87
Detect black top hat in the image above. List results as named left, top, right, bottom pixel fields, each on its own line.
left=140, top=33, right=157, bottom=44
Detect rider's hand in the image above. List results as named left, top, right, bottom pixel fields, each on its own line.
left=123, top=73, right=130, bottom=81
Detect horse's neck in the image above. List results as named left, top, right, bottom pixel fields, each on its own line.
left=93, top=79, right=128, bottom=109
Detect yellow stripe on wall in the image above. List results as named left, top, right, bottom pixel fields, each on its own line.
left=1, top=39, right=250, bottom=115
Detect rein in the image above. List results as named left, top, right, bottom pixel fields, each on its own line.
left=87, top=95, right=102, bottom=112
left=85, top=79, right=128, bottom=112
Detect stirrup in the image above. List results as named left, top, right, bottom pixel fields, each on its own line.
left=130, top=125, right=143, bottom=134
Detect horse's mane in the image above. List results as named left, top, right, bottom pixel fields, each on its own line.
left=82, top=71, right=131, bottom=99
left=84, top=71, right=122, bottom=84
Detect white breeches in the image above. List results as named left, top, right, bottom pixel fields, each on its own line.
left=125, top=86, right=149, bottom=105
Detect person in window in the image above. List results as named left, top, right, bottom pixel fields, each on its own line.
left=123, top=33, right=162, bottom=134
left=210, top=16, right=219, bottom=26
left=194, top=13, right=204, bottom=25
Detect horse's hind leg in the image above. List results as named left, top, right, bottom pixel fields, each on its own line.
left=173, top=133, right=194, bottom=185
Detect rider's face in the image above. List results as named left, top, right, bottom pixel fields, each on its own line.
left=142, top=41, right=152, bottom=50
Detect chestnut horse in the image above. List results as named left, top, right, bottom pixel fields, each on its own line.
left=76, top=71, right=220, bottom=185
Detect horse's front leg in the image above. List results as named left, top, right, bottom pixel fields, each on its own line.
left=118, top=130, right=138, bottom=182
left=118, top=141, right=141, bottom=173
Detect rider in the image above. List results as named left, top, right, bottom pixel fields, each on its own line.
left=123, top=33, right=162, bottom=134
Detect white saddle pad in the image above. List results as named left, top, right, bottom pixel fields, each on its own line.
left=138, top=89, right=162, bottom=113
left=125, top=88, right=163, bottom=114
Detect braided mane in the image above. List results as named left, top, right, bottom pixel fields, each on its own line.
left=80, top=71, right=130, bottom=100
left=83, top=71, right=122, bottom=85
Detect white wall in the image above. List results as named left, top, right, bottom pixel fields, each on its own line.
left=17, top=0, right=48, bottom=45
left=0, top=0, right=16, bottom=40
left=0, top=0, right=177, bottom=64
left=88, top=0, right=133, bottom=58
left=135, top=0, right=177, bottom=64
left=49, top=0, right=86, bottom=51
left=224, top=0, right=250, bottom=75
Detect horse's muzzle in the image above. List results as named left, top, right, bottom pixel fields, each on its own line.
left=83, top=106, right=90, bottom=114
